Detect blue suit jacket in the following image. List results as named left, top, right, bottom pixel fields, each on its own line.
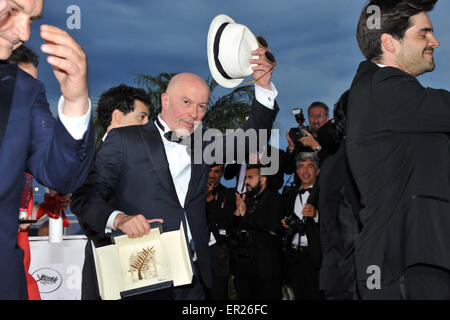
left=0, top=62, right=95, bottom=299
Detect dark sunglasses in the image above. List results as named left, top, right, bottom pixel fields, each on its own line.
left=256, top=36, right=269, bottom=49
left=245, top=50, right=277, bottom=84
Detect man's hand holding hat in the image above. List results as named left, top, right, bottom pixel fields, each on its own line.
left=249, top=47, right=275, bottom=90
left=207, top=14, right=277, bottom=89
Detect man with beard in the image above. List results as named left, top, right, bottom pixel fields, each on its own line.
left=281, top=152, right=322, bottom=300
left=204, top=164, right=234, bottom=300
left=346, top=0, right=450, bottom=299
left=231, top=164, right=283, bottom=300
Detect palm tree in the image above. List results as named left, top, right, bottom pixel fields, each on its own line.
left=134, top=72, right=254, bottom=131
left=134, top=72, right=175, bottom=118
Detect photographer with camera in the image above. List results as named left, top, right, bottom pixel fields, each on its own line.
left=229, top=164, right=283, bottom=300
left=285, top=102, right=339, bottom=171
left=281, top=152, right=322, bottom=300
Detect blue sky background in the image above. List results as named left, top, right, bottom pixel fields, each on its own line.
left=26, top=0, right=450, bottom=151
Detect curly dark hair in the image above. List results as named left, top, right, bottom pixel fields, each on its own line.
left=356, top=0, right=438, bottom=62
left=96, top=84, right=151, bottom=131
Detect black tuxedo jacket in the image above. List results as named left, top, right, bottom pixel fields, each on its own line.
left=71, top=98, right=278, bottom=289
left=346, top=60, right=450, bottom=298
left=282, top=185, right=322, bottom=268
left=318, top=144, right=361, bottom=293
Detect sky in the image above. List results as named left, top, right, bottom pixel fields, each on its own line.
left=26, top=0, right=450, bottom=152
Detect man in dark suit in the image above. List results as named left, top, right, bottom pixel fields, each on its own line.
left=74, top=84, right=151, bottom=300
left=70, top=46, right=279, bottom=299
left=0, top=0, right=94, bottom=299
left=346, top=0, right=450, bottom=299
left=204, top=164, right=234, bottom=300
left=232, top=164, right=283, bottom=300
left=281, top=152, right=322, bottom=300
left=318, top=91, right=362, bottom=300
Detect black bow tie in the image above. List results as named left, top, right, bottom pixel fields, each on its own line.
left=164, top=131, right=184, bottom=143
left=155, top=118, right=185, bottom=143
left=299, top=187, right=312, bottom=195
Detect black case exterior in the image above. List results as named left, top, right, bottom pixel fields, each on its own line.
left=120, top=280, right=175, bottom=300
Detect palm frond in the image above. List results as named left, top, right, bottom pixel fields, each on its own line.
left=129, top=246, right=154, bottom=280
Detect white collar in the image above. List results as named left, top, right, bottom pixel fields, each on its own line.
left=157, top=114, right=170, bottom=133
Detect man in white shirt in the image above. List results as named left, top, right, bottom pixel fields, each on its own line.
left=71, top=45, right=279, bottom=299
left=282, top=152, right=322, bottom=300
left=0, top=0, right=94, bottom=299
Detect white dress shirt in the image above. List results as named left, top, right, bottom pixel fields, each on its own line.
left=291, top=188, right=319, bottom=247
left=57, top=96, right=92, bottom=140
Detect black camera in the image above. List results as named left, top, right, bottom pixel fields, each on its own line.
left=228, top=229, right=255, bottom=250
left=228, top=228, right=256, bottom=263
left=282, top=214, right=306, bottom=247
left=289, top=108, right=309, bottom=142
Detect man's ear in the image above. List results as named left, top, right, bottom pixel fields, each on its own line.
left=380, top=33, right=396, bottom=54
left=111, top=109, right=123, bottom=127
left=260, top=175, right=267, bottom=186
left=316, top=168, right=320, bottom=177
left=161, top=93, right=169, bottom=112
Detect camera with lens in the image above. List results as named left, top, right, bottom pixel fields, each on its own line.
left=228, top=228, right=255, bottom=250
left=289, top=108, right=309, bottom=141
left=228, top=228, right=256, bottom=263
left=289, top=108, right=313, bottom=152
left=282, top=214, right=306, bottom=247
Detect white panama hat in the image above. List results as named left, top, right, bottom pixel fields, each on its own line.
left=207, top=14, right=259, bottom=88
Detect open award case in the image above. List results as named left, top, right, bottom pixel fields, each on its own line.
left=92, top=223, right=193, bottom=300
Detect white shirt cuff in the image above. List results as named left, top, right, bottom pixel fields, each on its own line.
left=313, top=213, right=319, bottom=223
left=255, top=82, right=278, bottom=110
left=105, top=210, right=123, bottom=233
left=57, top=96, right=92, bottom=140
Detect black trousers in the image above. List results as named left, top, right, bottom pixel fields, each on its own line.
left=206, top=275, right=229, bottom=300
left=81, top=242, right=101, bottom=300
left=174, top=262, right=206, bottom=300
left=233, top=260, right=282, bottom=300
left=206, top=244, right=230, bottom=300
left=286, top=247, right=321, bottom=300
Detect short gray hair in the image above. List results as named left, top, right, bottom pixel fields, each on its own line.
left=296, top=152, right=319, bottom=170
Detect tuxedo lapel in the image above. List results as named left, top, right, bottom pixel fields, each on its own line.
left=184, top=132, right=208, bottom=207
left=184, top=161, right=204, bottom=208
left=0, top=63, right=18, bottom=150
left=139, top=120, right=179, bottom=201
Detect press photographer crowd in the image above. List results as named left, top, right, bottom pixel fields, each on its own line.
left=1, top=0, right=449, bottom=300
